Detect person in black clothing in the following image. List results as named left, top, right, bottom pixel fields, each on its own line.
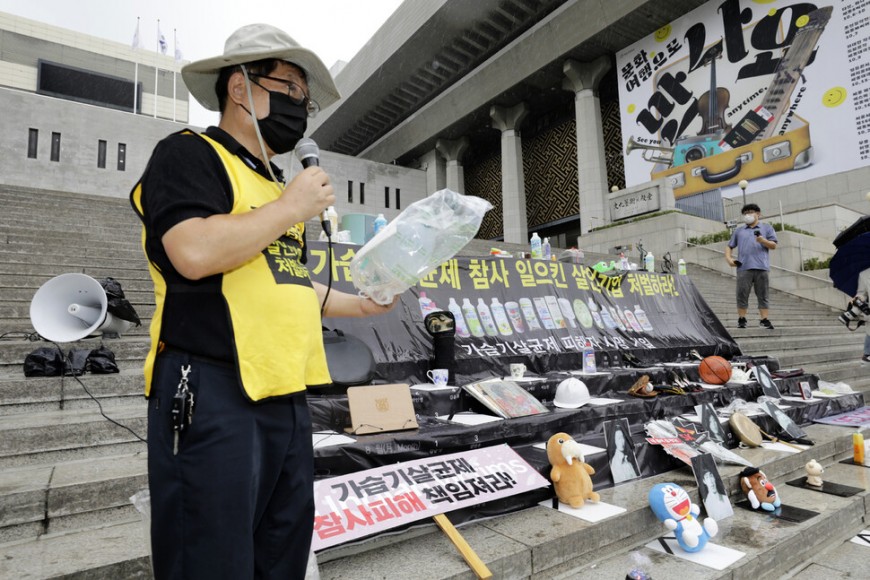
left=131, top=24, right=395, bottom=579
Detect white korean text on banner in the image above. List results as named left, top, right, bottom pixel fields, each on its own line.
left=312, top=445, right=549, bottom=550
left=617, top=0, right=865, bottom=199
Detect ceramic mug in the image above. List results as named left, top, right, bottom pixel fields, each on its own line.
left=426, top=368, right=449, bottom=386
left=510, top=363, right=526, bottom=379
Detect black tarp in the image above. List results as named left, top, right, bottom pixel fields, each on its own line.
left=308, top=242, right=740, bottom=385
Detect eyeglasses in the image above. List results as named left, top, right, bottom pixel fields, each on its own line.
left=249, top=74, right=320, bottom=117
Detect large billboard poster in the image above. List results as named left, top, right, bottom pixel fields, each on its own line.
left=617, top=0, right=865, bottom=199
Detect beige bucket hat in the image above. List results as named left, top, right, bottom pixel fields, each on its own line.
left=181, top=23, right=341, bottom=112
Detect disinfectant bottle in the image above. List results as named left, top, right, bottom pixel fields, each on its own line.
left=373, top=213, right=387, bottom=236
left=476, top=297, right=499, bottom=336
left=582, top=340, right=597, bottom=374
left=447, top=297, right=470, bottom=338
left=490, top=297, right=513, bottom=336
left=634, top=304, right=654, bottom=332
left=619, top=252, right=630, bottom=270
left=542, top=237, right=551, bottom=261
left=678, top=258, right=687, bottom=275
left=462, top=298, right=485, bottom=337
left=418, top=291, right=439, bottom=318
left=644, top=250, right=655, bottom=272
left=530, top=233, right=542, bottom=259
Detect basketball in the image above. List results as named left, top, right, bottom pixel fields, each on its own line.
left=698, top=356, right=732, bottom=385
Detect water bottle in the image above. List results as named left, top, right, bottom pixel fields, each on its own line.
left=530, top=233, right=542, bottom=259
left=644, top=250, right=655, bottom=272
left=542, top=237, right=551, bottom=261
left=619, top=252, right=630, bottom=270
left=373, top=213, right=387, bottom=236
left=582, top=340, right=597, bottom=374
left=678, top=259, right=687, bottom=275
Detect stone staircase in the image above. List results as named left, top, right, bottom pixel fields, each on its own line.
left=0, top=187, right=867, bottom=579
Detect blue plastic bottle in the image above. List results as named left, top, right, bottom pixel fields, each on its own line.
left=373, top=213, right=387, bottom=236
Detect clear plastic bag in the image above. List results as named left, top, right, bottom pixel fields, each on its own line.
left=350, top=189, right=493, bottom=304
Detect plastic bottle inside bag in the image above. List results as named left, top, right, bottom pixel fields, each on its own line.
left=350, top=189, right=492, bottom=305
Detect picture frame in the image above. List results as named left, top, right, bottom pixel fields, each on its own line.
left=799, top=381, right=813, bottom=400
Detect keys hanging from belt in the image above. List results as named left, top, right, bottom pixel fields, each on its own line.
left=171, top=364, right=194, bottom=455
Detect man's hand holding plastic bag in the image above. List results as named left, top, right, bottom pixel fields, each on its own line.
left=350, top=189, right=492, bottom=305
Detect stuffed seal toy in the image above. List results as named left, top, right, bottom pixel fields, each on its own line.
left=546, top=432, right=600, bottom=508
left=648, top=483, right=718, bottom=552
left=739, top=467, right=781, bottom=511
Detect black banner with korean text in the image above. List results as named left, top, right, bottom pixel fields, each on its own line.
left=308, top=242, right=740, bottom=384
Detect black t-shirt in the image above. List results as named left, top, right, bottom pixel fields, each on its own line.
left=136, top=127, right=302, bottom=362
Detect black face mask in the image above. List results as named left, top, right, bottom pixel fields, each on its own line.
left=251, top=90, right=308, bottom=155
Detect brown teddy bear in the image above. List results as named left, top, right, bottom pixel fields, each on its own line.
left=547, top=432, right=600, bottom=508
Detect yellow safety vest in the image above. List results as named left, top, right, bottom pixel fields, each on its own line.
left=131, top=131, right=331, bottom=401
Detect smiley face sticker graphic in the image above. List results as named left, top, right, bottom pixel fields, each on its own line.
left=654, top=25, right=671, bottom=42
left=822, top=87, right=847, bottom=108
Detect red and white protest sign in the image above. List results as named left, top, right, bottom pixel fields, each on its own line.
left=312, top=444, right=549, bottom=550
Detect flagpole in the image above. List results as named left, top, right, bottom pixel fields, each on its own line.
left=133, top=17, right=140, bottom=114
left=173, top=28, right=177, bottom=122
left=154, top=18, right=159, bottom=118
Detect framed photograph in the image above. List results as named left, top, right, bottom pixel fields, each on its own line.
left=799, top=381, right=813, bottom=400
left=695, top=402, right=727, bottom=444
left=605, top=418, right=641, bottom=484
left=691, top=452, right=733, bottom=521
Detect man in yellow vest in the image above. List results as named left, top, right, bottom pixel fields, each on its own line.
left=131, top=24, right=395, bottom=579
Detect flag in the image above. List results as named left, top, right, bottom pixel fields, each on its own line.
left=158, top=23, right=167, bottom=55
left=174, top=32, right=183, bottom=63
left=132, top=18, right=142, bottom=50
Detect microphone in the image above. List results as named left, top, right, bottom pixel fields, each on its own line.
left=294, top=138, right=331, bottom=237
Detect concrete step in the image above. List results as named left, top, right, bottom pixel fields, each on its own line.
left=0, top=403, right=147, bottom=468
left=0, top=273, right=153, bottom=291
left=0, top=251, right=147, bottom=272
left=2, top=287, right=154, bottom=303
left=0, top=303, right=155, bottom=326
left=313, top=423, right=869, bottom=579
left=0, top=452, right=148, bottom=544
left=0, top=338, right=150, bottom=366
left=0, top=364, right=145, bottom=415
left=0, top=520, right=152, bottom=579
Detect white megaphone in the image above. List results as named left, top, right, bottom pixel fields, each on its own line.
left=30, top=273, right=134, bottom=342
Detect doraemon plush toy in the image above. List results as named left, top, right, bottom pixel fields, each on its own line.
left=648, top=483, right=718, bottom=552
left=739, top=467, right=781, bottom=511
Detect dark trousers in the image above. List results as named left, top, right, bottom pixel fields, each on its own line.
left=148, top=350, right=314, bottom=580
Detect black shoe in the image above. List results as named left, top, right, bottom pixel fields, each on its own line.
left=862, top=355, right=870, bottom=364
left=737, top=317, right=747, bottom=328
left=760, top=319, right=775, bottom=330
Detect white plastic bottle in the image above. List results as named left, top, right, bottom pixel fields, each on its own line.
left=373, top=213, right=387, bottom=236
left=544, top=296, right=565, bottom=328
left=678, top=259, right=687, bottom=275
left=644, top=251, right=655, bottom=272
left=558, top=298, right=577, bottom=328
left=533, top=297, right=556, bottom=329
left=624, top=307, right=643, bottom=332
left=600, top=304, right=617, bottom=329
left=587, top=297, right=604, bottom=329
left=418, top=291, right=439, bottom=318
left=608, top=305, right=626, bottom=331
left=542, top=237, right=552, bottom=261
left=619, top=252, right=630, bottom=270
left=530, top=232, right=542, bottom=259
left=326, top=206, right=339, bottom=236
left=634, top=304, right=654, bottom=332
left=504, top=300, right=526, bottom=333
left=519, top=298, right=542, bottom=331
left=462, top=298, right=485, bottom=337
left=490, top=297, right=513, bottom=336
left=448, top=297, right=470, bottom=338
left=582, top=340, right=597, bottom=373
left=476, top=298, right=499, bottom=336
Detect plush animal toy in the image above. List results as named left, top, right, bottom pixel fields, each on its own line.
left=739, top=467, right=782, bottom=511
left=546, top=432, right=600, bottom=508
left=648, top=483, right=718, bottom=552
left=805, top=460, right=825, bottom=487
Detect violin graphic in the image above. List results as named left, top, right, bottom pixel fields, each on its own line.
left=696, top=40, right=731, bottom=136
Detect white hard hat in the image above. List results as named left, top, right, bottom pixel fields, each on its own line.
left=554, top=378, right=591, bottom=408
